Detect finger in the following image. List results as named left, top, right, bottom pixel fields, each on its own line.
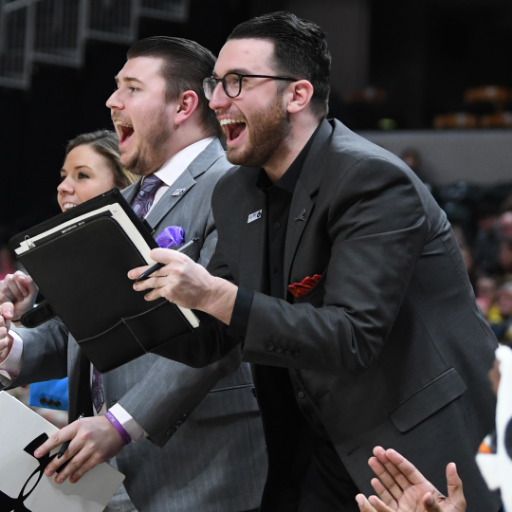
left=128, top=265, right=151, bottom=280
left=384, top=448, right=428, bottom=488
left=368, top=456, right=403, bottom=501
left=69, top=452, right=106, bottom=484
left=356, top=494, right=378, bottom=512
left=445, top=463, right=466, bottom=510
left=0, top=302, right=14, bottom=321
left=4, top=275, right=25, bottom=303
left=13, top=272, right=34, bottom=297
left=368, top=494, right=396, bottom=512
left=36, top=425, right=76, bottom=458
left=371, top=477, right=398, bottom=509
left=53, top=446, right=94, bottom=484
left=150, top=247, right=184, bottom=265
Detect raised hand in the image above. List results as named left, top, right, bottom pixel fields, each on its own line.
left=355, top=447, right=466, bottom=512
left=0, top=271, right=39, bottom=321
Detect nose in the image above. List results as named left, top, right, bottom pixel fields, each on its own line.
left=106, top=89, right=123, bottom=110
left=57, top=176, right=73, bottom=196
left=208, top=81, right=231, bottom=111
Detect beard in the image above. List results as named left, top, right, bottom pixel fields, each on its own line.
left=121, top=106, right=172, bottom=176
left=226, top=93, right=290, bottom=168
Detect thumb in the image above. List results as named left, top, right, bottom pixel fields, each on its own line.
left=445, top=463, right=466, bottom=510
left=0, top=302, right=14, bottom=320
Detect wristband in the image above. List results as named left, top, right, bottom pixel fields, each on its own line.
left=105, top=411, right=132, bottom=445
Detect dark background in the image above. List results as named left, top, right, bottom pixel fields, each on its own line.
left=1, top=0, right=511, bottom=241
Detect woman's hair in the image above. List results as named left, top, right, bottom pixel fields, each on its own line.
left=65, top=130, right=137, bottom=189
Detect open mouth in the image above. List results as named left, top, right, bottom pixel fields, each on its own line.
left=116, top=121, right=134, bottom=145
left=220, top=119, right=247, bottom=144
left=62, top=203, right=76, bottom=210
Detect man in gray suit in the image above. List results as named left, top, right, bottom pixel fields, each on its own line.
left=0, top=37, right=266, bottom=512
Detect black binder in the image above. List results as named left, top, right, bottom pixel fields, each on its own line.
left=9, top=188, right=199, bottom=372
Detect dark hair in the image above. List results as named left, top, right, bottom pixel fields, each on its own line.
left=127, top=36, right=220, bottom=136
left=65, top=130, right=137, bottom=189
left=228, top=11, right=331, bottom=118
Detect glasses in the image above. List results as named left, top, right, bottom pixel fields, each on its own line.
left=203, top=72, right=298, bottom=100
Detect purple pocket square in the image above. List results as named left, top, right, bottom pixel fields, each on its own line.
left=156, top=226, right=184, bottom=249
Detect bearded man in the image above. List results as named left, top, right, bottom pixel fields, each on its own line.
left=0, top=37, right=266, bottom=512
left=126, top=13, right=501, bottom=512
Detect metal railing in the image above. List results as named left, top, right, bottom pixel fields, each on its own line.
left=0, top=0, right=189, bottom=89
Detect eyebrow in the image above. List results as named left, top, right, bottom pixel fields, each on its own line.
left=60, top=165, right=92, bottom=173
left=114, top=75, right=145, bottom=86
left=213, top=68, right=253, bottom=78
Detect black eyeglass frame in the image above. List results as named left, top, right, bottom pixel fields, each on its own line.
left=203, top=73, right=299, bottom=100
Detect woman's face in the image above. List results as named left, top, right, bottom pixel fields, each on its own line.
left=57, top=144, right=116, bottom=212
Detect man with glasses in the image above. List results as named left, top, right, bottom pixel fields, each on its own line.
left=129, top=12, right=499, bottom=512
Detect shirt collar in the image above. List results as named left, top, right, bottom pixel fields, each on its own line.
left=256, top=123, right=321, bottom=194
left=144, top=136, right=215, bottom=188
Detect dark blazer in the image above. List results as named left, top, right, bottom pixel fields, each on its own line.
left=161, top=120, right=500, bottom=512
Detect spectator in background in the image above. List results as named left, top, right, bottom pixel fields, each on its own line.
left=489, top=282, right=512, bottom=343
left=498, top=238, right=512, bottom=275
left=475, top=275, right=499, bottom=319
left=473, top=203, right=500, bottom=275
left=400, top=149, right=434, bottom=192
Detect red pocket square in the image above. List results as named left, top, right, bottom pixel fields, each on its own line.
left=288, top=274, right=322, bottom=299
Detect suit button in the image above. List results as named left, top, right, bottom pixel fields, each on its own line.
left=284, top=347, right=291, bottom=355
left=40, top=398, right=47, bottom=405
left=274, top=222, right=281, bottom=229
left=297, top=391, right=305, bottom=399
left=267, top=343, right=275, bottom=351
left=177, top=420, right=183, bottom=426
left=166, top=429, right=173, bottom=436
left=276, top=345, right=283, bottom=354
left=182, top=414, right=187, bottom=419
left=291, top=348, right=300, bottom=357
left=47, top=399, right=55, bottom=406
left=55, top=401, right=62, bottom=408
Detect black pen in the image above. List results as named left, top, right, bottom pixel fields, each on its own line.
left=135, top=237, right=199, bottom=283
left=58, top=414, right=84, bottom=458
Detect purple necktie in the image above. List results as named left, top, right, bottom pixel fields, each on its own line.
left=131, top=174, right=163, bottom=219
left=91, top=367, right=104, bottom=414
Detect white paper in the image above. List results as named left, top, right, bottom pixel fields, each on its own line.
left=0, top=391, right=125, bottom=512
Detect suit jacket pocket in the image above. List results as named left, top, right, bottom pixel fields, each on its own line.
left=191, top=385, right=260, bottom=421
left=389, top=368, right=467, bottom=433
left=293, top=271, right=327, bottom=307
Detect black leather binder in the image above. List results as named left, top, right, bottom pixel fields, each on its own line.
left=9, top=188, right=199, bottom=372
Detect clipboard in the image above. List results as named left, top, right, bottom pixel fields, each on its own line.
left=9, top=188, right=199, bottom=372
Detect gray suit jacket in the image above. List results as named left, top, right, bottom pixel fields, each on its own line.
left=156, top=121, right=501, bottom=511
left=8, top=139, right=267, bottom=512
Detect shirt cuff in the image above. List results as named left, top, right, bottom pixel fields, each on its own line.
left=109, top=403, right=148, bottom=443
left=0, top=330, right=23, bottom=381
left=227, top=287, right=254, bottom=340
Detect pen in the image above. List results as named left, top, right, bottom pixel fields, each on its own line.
left=58, top=414, right=84, bottom=458
left=135, top=237, right=199, bottom=283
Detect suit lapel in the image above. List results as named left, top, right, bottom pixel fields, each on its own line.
left=238, top=171, right=268, bottom=293
left=133, top=139, right=226, bottom=232
left=283, top=120, right=333, bottom=293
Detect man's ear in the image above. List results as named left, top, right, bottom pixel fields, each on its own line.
left=174, top=90, right=199, bottom=126
left=286, top=80, right=314, bottom=114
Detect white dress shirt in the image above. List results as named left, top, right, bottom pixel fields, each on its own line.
left=0, top=136, right=215, bottom=442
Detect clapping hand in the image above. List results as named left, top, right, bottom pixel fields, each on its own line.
left=356, top=447, right=466, bottom=512
left=0, top=271, right=38, bottom=322
left=0, top=302, right=14, bottom=364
